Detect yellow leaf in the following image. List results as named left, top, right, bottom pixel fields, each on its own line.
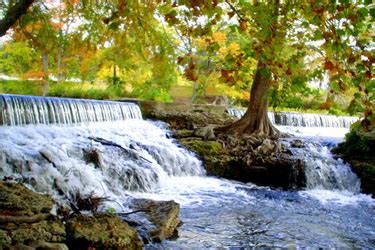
left=212, top=32, right=226, bottom=43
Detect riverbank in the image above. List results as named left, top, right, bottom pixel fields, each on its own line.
left=145, top=106, right=306, bottom=190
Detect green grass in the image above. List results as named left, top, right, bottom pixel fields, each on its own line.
left=0, top=79, right=44, bottom=96
left=0, top=79, right=121, bottom=100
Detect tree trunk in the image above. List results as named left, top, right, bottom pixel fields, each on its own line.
left=57, top=47, right=62, bottom=83
left=42, top=52, right=49, bottom=96
left=113, top=64, right=117, bottom=85
left=219, top=61, right=280, bottom=137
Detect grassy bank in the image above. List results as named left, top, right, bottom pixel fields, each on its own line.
left=0, top=79, right=122, bottom=100
left=0, top=79, right=351, bottom=116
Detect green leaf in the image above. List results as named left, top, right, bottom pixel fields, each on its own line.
left=330, top=81, right=340, bottom=92
left=370, top=8, right=375, bottom=19
left=336, top=29, right=346, bottom=37
left=357, top=7, right=369, bottom=17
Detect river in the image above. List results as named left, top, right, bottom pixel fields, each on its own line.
left=0, top=94, right=374, bottom=248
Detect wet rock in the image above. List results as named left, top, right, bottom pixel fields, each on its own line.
left=291, top=139, right=304, bottom=148
left=130, top=199, right=180, bottom=242
left=66, top=214, right=143, bottom=249
left=193, top=125, right=217, bottom=140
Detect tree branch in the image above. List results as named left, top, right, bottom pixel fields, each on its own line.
left=225, top=0, right=249, bottom=22
left=0, top=0, right=35, bottom=37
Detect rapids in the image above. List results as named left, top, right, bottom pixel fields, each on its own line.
left=0, top=95, right=374, bottom=248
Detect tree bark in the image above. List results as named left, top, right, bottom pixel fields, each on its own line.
left=220, top=61, right=280, bottom=137
left=0, top=0, right=34, bottom=37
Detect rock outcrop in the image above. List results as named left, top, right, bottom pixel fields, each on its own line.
left=66, top=215, right=143, bottom=249
left=0, top=182, right=68, bottom=249
left=0, top=182, right=182, bottom=249
left=148, top=109, right=307, bottom=190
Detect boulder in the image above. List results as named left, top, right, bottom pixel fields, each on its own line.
left=0, top=182, right=54, bottom=216
left=0, top=182, right=66, bottom=249
left=129, top=199, right=180, bottom=242
left=66, top=214, right=143, bottom=249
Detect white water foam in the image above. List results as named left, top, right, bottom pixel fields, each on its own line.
left=0, top=120, right=203, bottom=211
left=300, top=189, right=374, bottom=206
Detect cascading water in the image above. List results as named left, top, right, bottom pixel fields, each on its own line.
left=0, top=94, right=374, bottom=248
left=227, top=108, right=358, bottom=128
left=0, top=94, right=203, bottom=210
left=0, top=94, right=142, bottom=125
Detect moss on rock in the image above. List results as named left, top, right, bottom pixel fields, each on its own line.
left=66, top=214, right=143, bottom=249
left=10, top=220, right=66, bottom=243
left=0, top=182, right=54, bottom=216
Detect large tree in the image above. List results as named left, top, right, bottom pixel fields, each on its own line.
left=166, top=0, right=373, bottom=137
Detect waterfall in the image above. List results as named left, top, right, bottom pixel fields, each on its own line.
left=0, top=95, right=363, bottom=212
left=227, top=108, right=357, bottom=128
left=286, top=139, right=361, bottom=193
left=0, top=94, right=142, bottom=126
left=0, top=120, right=204, bottom=210
left=0, top=94, right=203, bottom=209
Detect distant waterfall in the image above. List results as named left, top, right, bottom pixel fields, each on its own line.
left=227, top=108, right=357, bottom=128
left=0, top=94, right=142, bottom=126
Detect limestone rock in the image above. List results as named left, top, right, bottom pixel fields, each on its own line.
left=0, top=229, right=11, bottom=247
left=10, top=220, right=66, bottom=244
left=28, top=240, right=69, bottom=250
left=66, top=214, right=143, bottom=249
left=291, top=139, right=304, bottom=148
left=130, top=199, right=180, bottom=242
left=0, top=182, right=66, bottom=249
left=0, top=182, right=54, bottom=216
left=193, top=125, right=217, bottom=140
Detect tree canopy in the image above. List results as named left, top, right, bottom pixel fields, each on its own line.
left=0, top=0, right=374, bottom=135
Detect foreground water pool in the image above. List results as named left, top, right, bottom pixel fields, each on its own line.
left=135, top=125, right=375, bottom=248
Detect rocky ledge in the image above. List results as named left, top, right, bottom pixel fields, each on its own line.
left=147, top=108, right=306, bottom=190
left=0, top=182, right=181, bottom=249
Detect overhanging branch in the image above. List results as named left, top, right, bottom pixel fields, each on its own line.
left=225, top=0, right=249, bottom=22
left=0, top=0, right=35, bottom=37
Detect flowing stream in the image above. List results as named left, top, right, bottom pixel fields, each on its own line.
left=0, top=95, right=374, bottom=248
